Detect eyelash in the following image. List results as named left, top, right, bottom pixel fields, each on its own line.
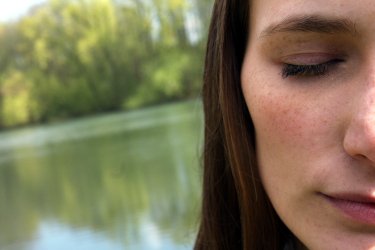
left=281, top=59, right=344, bottom=78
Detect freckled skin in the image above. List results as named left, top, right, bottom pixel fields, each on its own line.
left=242, top=0, right=375, bottom=249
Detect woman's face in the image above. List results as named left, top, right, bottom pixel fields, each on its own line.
left=241, top=0, right=375, bottom=249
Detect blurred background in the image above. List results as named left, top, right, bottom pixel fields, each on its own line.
left=0, top=0, right=212, bottom=249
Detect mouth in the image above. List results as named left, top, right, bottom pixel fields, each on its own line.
left=322, top=192, right=375, bottom=225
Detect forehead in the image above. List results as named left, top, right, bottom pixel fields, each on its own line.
left=250, top=0, right=375, bottom=38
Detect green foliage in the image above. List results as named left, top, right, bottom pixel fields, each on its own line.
left=0, top=0, right=212, bottom=128
left=1, top=70, right=34, bottom=126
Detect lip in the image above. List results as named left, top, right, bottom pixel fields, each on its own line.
left=323, top=192, right=375, bottom=225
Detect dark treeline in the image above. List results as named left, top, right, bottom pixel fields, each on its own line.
left=0, top=0, right=212, bottom=128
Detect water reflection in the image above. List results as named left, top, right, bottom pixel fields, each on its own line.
left=0, top=101, right=202, bottom=250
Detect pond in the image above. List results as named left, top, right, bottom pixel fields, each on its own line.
left=0, top=100, right=203, bottom=250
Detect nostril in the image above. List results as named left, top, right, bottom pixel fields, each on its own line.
left=353, top=154, right=368, bottom=161
left=343, top=118, right=375, bottom=164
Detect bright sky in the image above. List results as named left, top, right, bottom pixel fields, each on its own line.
left=0, top=0, right=46, bottom=22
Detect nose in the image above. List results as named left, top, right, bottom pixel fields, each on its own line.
left=343, top=81, right=375, bottom=163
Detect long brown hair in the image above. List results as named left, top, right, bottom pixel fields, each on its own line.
left=194, top=0, right=292, bottom=249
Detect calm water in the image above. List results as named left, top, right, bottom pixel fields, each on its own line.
left=0, top=101, right=203, bottom=250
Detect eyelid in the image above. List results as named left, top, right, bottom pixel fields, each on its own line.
left=281, top=58, right=344, bottom=78
left=281, top=53, right=344, bottom=65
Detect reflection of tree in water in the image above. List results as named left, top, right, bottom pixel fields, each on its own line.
left=0, top=158, right=39, bottom=247
left=0, top=101, right=202, bottom=248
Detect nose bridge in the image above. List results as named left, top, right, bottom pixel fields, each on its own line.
left=344, top=60, right=375, bottom=159
left=360, top=82, right=375, bottom=121
left=343, top=65, right=375, bottom=162
left=359, top=64, right=375, bottom=123
left=345, top=17, right=375, bottom=134
left=352, top=66, right=375, bottom=142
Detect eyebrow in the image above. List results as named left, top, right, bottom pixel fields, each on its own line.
left=260, top=15, right=358, bottom=37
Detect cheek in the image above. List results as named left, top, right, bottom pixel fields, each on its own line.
left=248, top=89, right=321, bottom=150
left=241, top=74, right=342, bottom=192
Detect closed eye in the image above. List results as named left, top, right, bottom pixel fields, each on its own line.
left=282, top=59, right=344, bottom=78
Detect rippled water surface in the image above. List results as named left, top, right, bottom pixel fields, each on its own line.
left=0, top=101, right=202, bottom=250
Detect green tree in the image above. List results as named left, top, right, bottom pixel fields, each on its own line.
left=0, top=0, right=213, bottom=128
